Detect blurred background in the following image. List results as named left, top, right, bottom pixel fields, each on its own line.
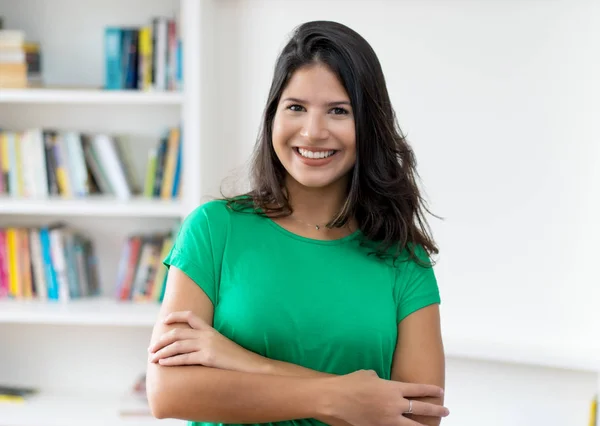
left=0, top=1, right=598, bottom=425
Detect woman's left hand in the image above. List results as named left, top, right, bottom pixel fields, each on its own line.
left=148, top=311, right=267, bottom=373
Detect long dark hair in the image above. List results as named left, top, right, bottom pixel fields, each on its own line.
left=226, top=20, right=439, bottom=265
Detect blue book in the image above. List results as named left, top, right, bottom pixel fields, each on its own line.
left=104, top=27, right=123, bottom=90
left=171, top=129, right=182, bottom=197
left=39, top=228, right=58, bottom=301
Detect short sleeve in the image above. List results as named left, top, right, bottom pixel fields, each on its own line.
left=394, top=246, right=441, bottom=323
left=162, top=200, right=228, bottom=306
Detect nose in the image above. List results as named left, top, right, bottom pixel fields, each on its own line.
left=300, top=112, right=330, bottom=142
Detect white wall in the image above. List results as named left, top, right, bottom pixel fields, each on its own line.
left=205, top=1, right=600, bottom=425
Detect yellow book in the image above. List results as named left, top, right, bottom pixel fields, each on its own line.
left=138, top=26, right=153, bottom=90
left=6, top=227, right=21, bottom=298
left=54, top=133, right=72, bottom=197
left=0, top=394, right=25, bottom=404
left=590, top=395, right=597, bottom=426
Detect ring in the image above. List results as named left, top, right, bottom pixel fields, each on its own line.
left=405, top=400, right=413, bottom=414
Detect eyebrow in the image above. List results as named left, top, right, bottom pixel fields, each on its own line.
left=282, top=97, right=352, bottom=107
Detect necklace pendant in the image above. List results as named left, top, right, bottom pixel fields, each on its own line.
left=315, top=225, right=320, bottom=230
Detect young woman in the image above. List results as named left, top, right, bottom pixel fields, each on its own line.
left=146, top=20, right=449, bottom=426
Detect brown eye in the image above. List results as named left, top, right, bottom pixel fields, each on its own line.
left=288, top=104, right=305, bottom=112
left=331, top=107, right=348, bottom=115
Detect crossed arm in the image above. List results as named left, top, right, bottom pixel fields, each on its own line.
left=145, top=266, right=446, bottom=425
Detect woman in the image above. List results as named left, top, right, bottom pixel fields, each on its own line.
left=146, top=20, right=449, bottom=426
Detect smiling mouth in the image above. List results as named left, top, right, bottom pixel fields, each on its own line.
left=295, top=147, right=338, bottom=159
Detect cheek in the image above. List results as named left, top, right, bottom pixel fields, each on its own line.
left=271, top=115, right=295, bottom=148
left=338, top=123, right=356, bottom=152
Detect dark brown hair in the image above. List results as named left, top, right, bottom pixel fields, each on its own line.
left=226, top=20, right=439, bottom=265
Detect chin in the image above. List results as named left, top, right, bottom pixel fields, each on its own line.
left=288, top=173, right=346, bottom=190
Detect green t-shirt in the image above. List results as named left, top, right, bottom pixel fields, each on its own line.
left=163, top=199, right=441, bottom=426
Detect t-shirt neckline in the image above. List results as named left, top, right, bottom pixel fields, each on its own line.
left=264, top=216, right=362, bottom=246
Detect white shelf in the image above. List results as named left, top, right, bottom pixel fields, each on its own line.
left=0, top=391, right=184, bottom=426
left=444, top=334, right=600, bottom=373
left=0, top=88, right=183, bottom=105
left=1, top=296, right=598, bottom=373
left=0, top=298, right=161, bottom=327
left=0, top=196, right=183, bottom=218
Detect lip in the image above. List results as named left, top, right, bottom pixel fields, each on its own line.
left=293, top=147, right=338, bottom=167
left=293, top=146, right=337, bottom=152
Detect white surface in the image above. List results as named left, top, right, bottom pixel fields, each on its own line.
left=0, top=391, right=184, bottom=426
left=0, top=196, right=183, bottom=218
left=444, top=334, right=600, bottom=374
left=442, top=357, right=598, bottom=426
left=0, top=298, right=161, bottom=327
left=0, top=196, right=182, bottom=218
left=0, top=88, right=183, bottom=105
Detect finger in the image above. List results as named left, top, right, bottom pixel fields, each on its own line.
left=400, top=383, right=444, bottom=398
left=151, top=340, right=197, bottom=363
left=404, top=400, right=450, bottom=418
left=148, top=328, right=197, bottom=353
left=163, top=311, right=207, bottom=329
left=158, top=352, right=197, bottom=366
left=398, top=416, right=423, bottom=426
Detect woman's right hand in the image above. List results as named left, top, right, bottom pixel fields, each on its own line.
left=323, top=370, right=449, bottom=426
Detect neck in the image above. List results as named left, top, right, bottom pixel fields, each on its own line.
left=284, top=175, right=349, bottom=226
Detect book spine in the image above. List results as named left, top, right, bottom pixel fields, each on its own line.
left=104, top=27, right=123, bottom=90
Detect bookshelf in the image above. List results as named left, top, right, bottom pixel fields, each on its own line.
left=0, top=0, right=203, bottom=423
left=0, top=88, right=184, bottom=105
left=0, top=297, right=161, bottom=326
left=0, top=196, right=183, bottom=217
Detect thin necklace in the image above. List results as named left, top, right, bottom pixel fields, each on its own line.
left=289, top=215, right=328, bottom=231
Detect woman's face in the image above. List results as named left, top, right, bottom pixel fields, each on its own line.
left=272, top=64, right=356, bottom=191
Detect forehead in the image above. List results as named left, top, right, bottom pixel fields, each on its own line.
left=282, top=64, right=349, bottom=101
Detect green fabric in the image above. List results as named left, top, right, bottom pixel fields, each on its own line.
left=163, top=199, right=441, bottom=426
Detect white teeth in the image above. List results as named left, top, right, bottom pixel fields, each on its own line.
left=297, top=148, right=336, bottom=159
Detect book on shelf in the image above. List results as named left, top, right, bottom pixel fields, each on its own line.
left=0, top=384, right=37, bottom=404
left=0, top=29, right=27, bottom=88
left=0, top=127, right=182, bottom=201
left=590, top=394, right=598, bottom=426
left=0, top=220, right=178, bottom=303
left=0, top=224, right=99, bottom=301
left=0, top=28, right=42, bottom=88
left=105, top=16, right=181, bottom=92
left=115, top=222, right=179, bottom=303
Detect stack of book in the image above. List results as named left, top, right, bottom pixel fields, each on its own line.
left=0, top=29, right=27, bottom=88
left=105, top=16, right=181, bottom=91
left=114, top=226, right=177, bottom=303
left=0, top=384, right=37, bottom=404
left=0, top=127, right=181, bottom=200
left=0, top=224, right=99, bottom=301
